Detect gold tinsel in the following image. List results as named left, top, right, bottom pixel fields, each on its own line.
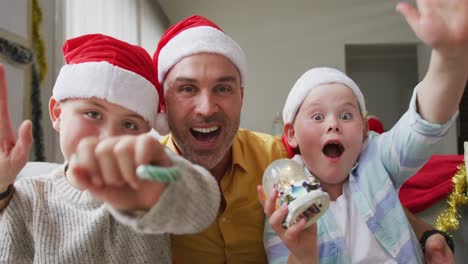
left=434, top=164, right=468, bottom=233
left=32, top=0, right=47, bottom=84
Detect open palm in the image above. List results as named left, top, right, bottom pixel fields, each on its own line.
left=0, top=65, right=33, bottom=189
left=397, top=0, right=468, bottom=56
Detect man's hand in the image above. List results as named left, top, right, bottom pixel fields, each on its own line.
left=0, top=64, right=33, bottom=192
left=424, top=233, right=455, bottom=264
left=68, top=134, right=172, bottom=211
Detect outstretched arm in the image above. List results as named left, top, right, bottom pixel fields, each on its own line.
left=404, top=207, right=455, bottom=264
left=68, top=134, right=220, bottom=234
left=397, top=0, right=468, bottom=123
left=0, top=64, right=33, bottom=211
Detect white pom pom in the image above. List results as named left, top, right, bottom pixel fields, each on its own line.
left=154, top=112, right=170, bottom=135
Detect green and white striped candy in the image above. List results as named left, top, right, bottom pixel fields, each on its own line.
left=136, top=165, right=181, bottom=182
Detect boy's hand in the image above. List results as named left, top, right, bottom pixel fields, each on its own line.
left=397, top=0, right=468, bottom=58
left=68, top=134, right=171, bottom=211
left=257, top=185, right=318, bottom=264
left=0, top=64, right=33, bottom=191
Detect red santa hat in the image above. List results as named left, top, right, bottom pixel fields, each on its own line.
left=52, top=34, right=168, bottom=134
left=367, top=115, right=385, bottom=134
left=154, top=15, right=247, bottom=89
left=282, top=67, right=366, bottom=124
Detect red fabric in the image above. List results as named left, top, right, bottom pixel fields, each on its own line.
left=281, top=134, right=299, bottom=158
left=399, top=155, right=464, bottom=213
left=62, top=34, right=159, bottom=110
left=367, top=116, right=385, bottom=134
left=153, top=15, right=222, bottom=111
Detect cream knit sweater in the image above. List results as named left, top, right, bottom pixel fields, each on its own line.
left=0, top=151, right=220, bottom=263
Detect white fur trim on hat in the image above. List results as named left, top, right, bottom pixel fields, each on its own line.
left=158, top=26, right=247, bottom=88
left=283, top=67, right=366, bottom=124
left=53, top=61, right=159, bottom=128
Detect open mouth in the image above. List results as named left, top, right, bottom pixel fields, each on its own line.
left=323, top=142, right=344, bottom=158
left=190, top=126, right=221, bottom=142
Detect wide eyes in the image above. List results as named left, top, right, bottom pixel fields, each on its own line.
left=312, top=113, right=324, bottom=121
left=340, top=113, right=352, bottom=120
left=311, top=113, right=352, bottom=121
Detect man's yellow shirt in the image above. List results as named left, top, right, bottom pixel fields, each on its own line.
left=161, top=129, right=288, bottom=263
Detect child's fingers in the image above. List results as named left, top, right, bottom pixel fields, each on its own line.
left=132, top=135, right=171, bottom=187
left=283, top=218, right=307, bottom=242
left=396, top=2, right=420, bottom=34
left=10, top=120, right=32, bottom=166
left=69, top=164, right=95, bottom=190
left=95, top=138, right=125, bottom=187
left=263, top=189, right=278, bottom=216
left=114, top=136, right=139, bottom=189
left=0, top=64, right=15, bottom=143
left=268, top=204, right=288, bottom=236
left=135, top=135, right=171, bottom=167
left=75, top=137, right=102, bottom=187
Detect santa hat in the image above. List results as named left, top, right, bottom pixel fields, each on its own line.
left=282, top=67, right=366, bottom=124
left=155, top=15, right=247, bottom=88
left=367, top=115, right=385, bottom=134
left=52, top=34, right=168, bottom=134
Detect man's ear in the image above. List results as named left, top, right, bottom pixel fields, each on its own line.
left=284, top=123, right=298, bottom=148
left=240, top=86, right=244, bottom=105
left=49, top=97, right=61, bottom=132
left=363, top=116, right=369, bottom=139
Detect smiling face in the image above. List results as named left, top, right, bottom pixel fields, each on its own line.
left=163, top=53, right=244, bottom=173
left=50, top=97, right=150, bottom=162
left=285, top=83, right=367, bottom=199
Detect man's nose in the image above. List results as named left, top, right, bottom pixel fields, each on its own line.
left=194, top=92, right=219, bottom=116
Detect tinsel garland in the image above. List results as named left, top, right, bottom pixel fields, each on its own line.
left=434, top=164, right=468, bottom=233
left=0, top=37, right=33, bottom=64
left=32, top=0, right=47, bottom=83
left=30, top=0, right=46, bottom=161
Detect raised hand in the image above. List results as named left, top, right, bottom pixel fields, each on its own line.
left=0, top=64, right=33, bottom=191
left=396, top=0, right=468, bottom=124
left=68, top=134, right=171, bottom=211
left=397, top=0, right=468, bottom=58
left=257, top=185, right=318, bottom=264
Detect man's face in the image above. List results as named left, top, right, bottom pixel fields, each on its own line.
left=163, top=53, right=244, bottom=170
